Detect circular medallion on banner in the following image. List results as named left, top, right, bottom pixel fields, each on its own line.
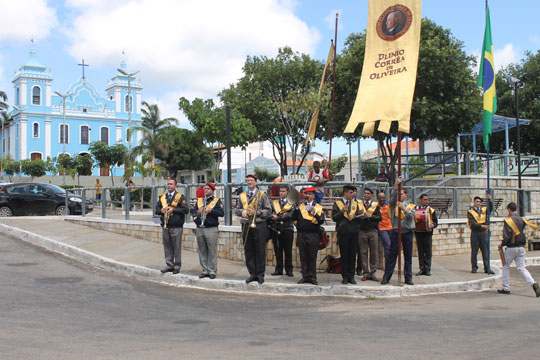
left=376, top=5, right=412, bottom=41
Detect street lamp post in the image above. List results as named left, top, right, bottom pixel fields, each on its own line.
left=55, top=91, right=72, bottom=215
left=509, top=77, right=524, bottom=216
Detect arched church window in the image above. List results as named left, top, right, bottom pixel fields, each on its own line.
left=81, top=125, right=89, bottom=145
left=33, top=122, right=39, bottom=138
left=124, top=95, right=133, bottom=113
left=32, top=86, right=41, bottom=105
left=60, top=124, right=69, bottom=144
left=100, top=126, right=109, bottom=145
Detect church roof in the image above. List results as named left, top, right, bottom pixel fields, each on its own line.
left=24, top=50, right=46, bottom=69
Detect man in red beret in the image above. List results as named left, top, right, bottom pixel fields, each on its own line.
left=291, top=187, right=325, bottom=285
left=234, top=174, right=272, bottom=284
left=192, top=182, right=224, bottom=279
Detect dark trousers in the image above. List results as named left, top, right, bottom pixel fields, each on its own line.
left=355, top=236, right=362, bottom=274
left=379, top=230, right=392, bottom=257
left=415, top=231, right=433, bottom=272
left=297, top=232, right=319, bottom=281
left=271, top=228, right=294, bottom=274
left=383, top=230, right=413, bottom=282
left=338, top=232, right=359, bottom=281
left=471, top=230, right=489, bottom=272
left=242, top=223, right=267, bottom=279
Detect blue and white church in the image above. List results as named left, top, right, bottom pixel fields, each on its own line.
left=5, top=49, right=142, bottom=176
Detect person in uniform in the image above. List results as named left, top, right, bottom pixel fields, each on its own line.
left=467, top=195, right=494, bottom=274
left=381, top=177, right=416, bottom=285
left=292, top=187, right=325, bottom=285
left=234, top=174, right=272, bottom=284
left=192, top=182, right=224, bottom=279
left=155, top=178, right=189, bottom=274
left=498, top=202, right=540, bottom=296
left=377, top=192, right=393, bottom=259
left=270, top=185, right=295, bottom=277
left=332, top=184, right=362, bottom=284
left=358, top=187, right=382, bottom=281
left=414, top=194, right=438, bottom=276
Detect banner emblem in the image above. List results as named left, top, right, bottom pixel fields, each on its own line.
left=377, top=5, right=412, bottom=41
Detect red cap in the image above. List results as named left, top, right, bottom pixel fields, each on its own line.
left=246, top=174, right=258, bottom=181
left=304, top=187, right=316, bottom=193
left=205, top=182, right=216, bottom=191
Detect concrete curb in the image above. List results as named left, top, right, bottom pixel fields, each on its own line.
left=0, top=222, right=511, bottom=299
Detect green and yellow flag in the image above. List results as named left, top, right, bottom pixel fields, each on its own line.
left=478, top=4, right=497, bottom=149
left=344, top=0, right=422, bottom=136
left=305, top=41, right=334, bottom=146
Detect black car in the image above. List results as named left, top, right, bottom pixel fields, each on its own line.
left=0, top=182, right=93, bottom=217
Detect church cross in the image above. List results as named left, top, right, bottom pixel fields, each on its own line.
left=78, top=59, right=89, bottom=79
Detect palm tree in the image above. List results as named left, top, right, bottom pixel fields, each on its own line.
left=0, top=90, right=7, bottom=111
left=129, top=102, right=177, bottom=182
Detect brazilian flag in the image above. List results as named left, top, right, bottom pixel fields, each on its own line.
left=478, top=4, right=497, bottom=149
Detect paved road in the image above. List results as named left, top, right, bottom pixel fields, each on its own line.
left=2, top=234, right=540, bottom=360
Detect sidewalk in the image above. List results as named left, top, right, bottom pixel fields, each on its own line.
left=3, top=216, right=537, bottom=298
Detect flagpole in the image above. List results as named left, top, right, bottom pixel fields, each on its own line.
left=397, top=131, right=403, bottom=283
left=328, top=12, right=338, bottom=166
left=486, top=139, right=491, bottom=274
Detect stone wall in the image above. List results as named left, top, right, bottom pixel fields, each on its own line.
left=67, top=216, right=540, bottom=270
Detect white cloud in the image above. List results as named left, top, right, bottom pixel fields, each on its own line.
left=324, top=9, right=343, bottom=31
left=494, top=43, right=519, bottom=71
left=64, top=0, right=320, bottom=101
left=0, top=0, right=57, bottom=42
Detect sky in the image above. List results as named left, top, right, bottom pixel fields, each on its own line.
left=0, top=0, right=539, bottom=158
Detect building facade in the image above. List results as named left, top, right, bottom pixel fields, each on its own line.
left=4, top=50, right=142, bottom=176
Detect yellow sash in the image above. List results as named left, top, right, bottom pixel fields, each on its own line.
left=395, top=203, right=416, bottom=219
left=504, top=217, right=539, bottom=238
left=160, top=193, right=182, bottom=208
left=197, top=197, right=219, bottom=212
left=358, top=200, right=377, bottom=216
left=240, top=191, right=259, bottom=210
left=467, top=207, right=487, bottom=228
left=273, top=199, right=292, bottom=214
left=299, top=203, right=323, bottom=224
left=335, top=199, right=358, bottom=219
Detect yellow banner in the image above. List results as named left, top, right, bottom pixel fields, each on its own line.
left=305, top=42, right=335, bottom=146
left=344, top=0, right=422, bottom=136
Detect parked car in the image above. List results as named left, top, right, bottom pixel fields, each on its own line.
left=0, top=182, right=93, bottom=216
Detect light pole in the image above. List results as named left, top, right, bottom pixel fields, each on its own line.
left=509, top=77, right=524, bottom=216
left=116, top=68, right=139, bottom=167
left=55, top=91, right=72, bottom=215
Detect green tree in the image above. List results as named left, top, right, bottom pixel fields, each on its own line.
left=329, top=155, right=349, bottom=175
left=253, top=166, right=279, bottom=182
left=88, top=141, right=128, bottom=186
left=0, top=90, right=7, bottom=111
left=5, top=159, right=20, bottom=181
left=329, top=19, right=482, bottom=184
left=45, top=156, right=57, bottom=176
left=21, top=159, right=47, bottom=180
left=220, top=47, right=324, bottom=176
left=155, top=127, right=212, bottom=178
left=490, top=51, right=540, bottom=156
left=179, top=97, right=257, bottom=181
left=74, top=153, right=93, bottom=186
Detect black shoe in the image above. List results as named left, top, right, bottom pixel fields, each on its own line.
left=486, top=270, right=495, bottom=275
left=246, top=276, right=257, bottom=283
left=271, top=271, right=283, bottom=276
left=297, top=279, right=307, bottom=284
left=405, top=279, right=414, bottom=285
left=381, top=278, right=389, bottom=285
left=286, top=272, right=294, bottom=277
left=342, top=279, right=348, bottom=284
left=425, top=271, right=431, bottom=276
left=161, top=267, right=173, bottom=273
left=172, top=269, right=180, bottom=274
left=349, top=279, right=357, bottom=285
left=471, top=269, right=478, bottom=274
left=416, top=270, right=425, bottom=276
left=257, top=277, right=264, bottom=284
left=533, top=283, right=540, bottom=297
left=497, top=289, right=511, bottom=294
left=209, top=274, right=216, bottom=279
left=199, top=273, right=208, bottom=279
left=311, top=279, right=319, bottom=285
left=356, top=269, right=362, bottom=276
